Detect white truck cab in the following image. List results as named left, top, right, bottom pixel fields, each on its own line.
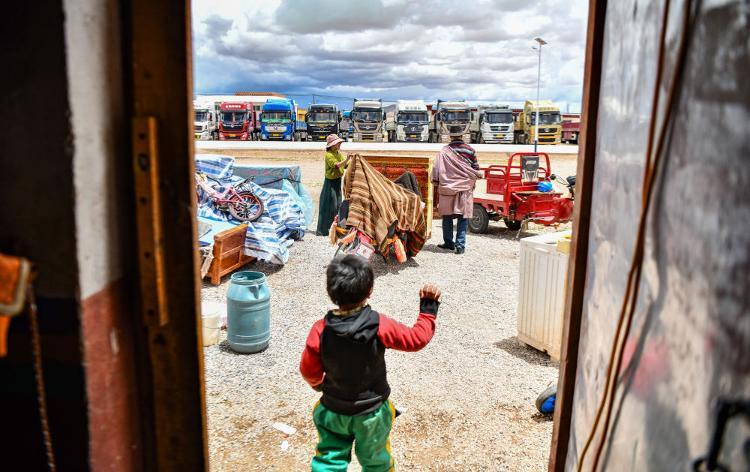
left=470, top=105, right=514, bottom=144
left=351, top=99, right=385, bottom=142
left=193, top=100, right=217, bottom=140
left=385, top=100, right=429, bottom=142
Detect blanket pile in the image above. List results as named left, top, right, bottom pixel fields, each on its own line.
left=195, top=155, right=310, bottom=265
left=343, top=154, right=427, bottom=256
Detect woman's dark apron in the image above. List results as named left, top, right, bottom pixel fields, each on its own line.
left=316, top=177, right=342, bottom=236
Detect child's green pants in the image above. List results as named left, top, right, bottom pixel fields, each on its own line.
left=311, top=400, right=395, bottom=472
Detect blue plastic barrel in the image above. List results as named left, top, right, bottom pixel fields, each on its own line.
left=227, top=271, right=271, bottom=353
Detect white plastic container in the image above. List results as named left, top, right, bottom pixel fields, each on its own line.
left=517, top=232, right=570, bottom=361
left=201, top=301, right=223, bottom=346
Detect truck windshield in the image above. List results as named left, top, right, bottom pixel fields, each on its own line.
left=441, top=111, right=469, bottom=122
left=352, top=111, right=381, bottom=121
left=484, top=113, right=513, bottom=124
left=263, top=112, right=291, bottom=121
left=195, top=111, right=209, bottom=122
left=310, top=112, right=337, bottom=122
left=398, top=112, right=428, bottom=123
left=220, top=111, right=246, bottom=123
left=531, top=112, right=561, bottom=125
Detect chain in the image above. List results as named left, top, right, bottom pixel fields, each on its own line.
left=28, top=287, right=56, bottom=471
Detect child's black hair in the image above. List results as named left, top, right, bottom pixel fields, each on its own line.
left=326, top=255, right=374, bottom=307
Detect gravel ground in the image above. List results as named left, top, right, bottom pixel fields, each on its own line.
left=202, top=218, right=566, bottom=471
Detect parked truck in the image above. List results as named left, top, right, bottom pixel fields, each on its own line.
left=384, top=100, right=429, bottom=142
left=305, top=104, right=341, bottom=141
left=351, top=99, right=385, bottom=142
left=218, top=102, right=256, bottom=140
left=259, top=98, right=304, bottom=141
left=515, top=100, right=562, bottom=145
left=562, top=113, right=580, bottom=144
left=429, top=100, right=471, bottom=143
left=340, top=110, right=352, bottom=140
left=193, top=100, right=218, bottom=140
left=470, top=105, right=514, bottom=144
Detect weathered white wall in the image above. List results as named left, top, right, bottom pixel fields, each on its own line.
left=568, top=0, right=750, bottom=470
left=64, top=0, right=126, bottom=298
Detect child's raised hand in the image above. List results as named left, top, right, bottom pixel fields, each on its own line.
left=420, top=284, right=441, bottom=301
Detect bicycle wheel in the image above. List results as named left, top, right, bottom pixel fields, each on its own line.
left=229, top=192, right=264, bottom=222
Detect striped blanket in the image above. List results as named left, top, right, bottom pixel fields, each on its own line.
left=243, top=183, right=306, bottom=265
left=343, top=154, right=427, bottom=256
left=195, top=154, right=235, bottom=180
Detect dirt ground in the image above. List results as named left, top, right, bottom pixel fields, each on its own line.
left=201, top=149, right=576, bottom=471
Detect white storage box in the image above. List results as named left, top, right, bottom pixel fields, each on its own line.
left=517, top=232, right=570, bottom=361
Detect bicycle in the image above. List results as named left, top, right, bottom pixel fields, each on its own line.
left=195, top=173, right=264, bottom=222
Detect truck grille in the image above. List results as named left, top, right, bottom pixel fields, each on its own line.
left=359, top=124, right=376, bottom=131
left=194, top=125, right=203, bottom=132
left=223, top=123, right=243, bottom=131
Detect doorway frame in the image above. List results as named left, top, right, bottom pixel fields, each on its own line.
left=548, top=0, right=607, bottom=470
left=123, top=0, right=605, bottom=469
left=126, top=0, right=207, bottom=469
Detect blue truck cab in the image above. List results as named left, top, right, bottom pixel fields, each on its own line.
left=342, top=110, right=352, bottom=140
left=260, top=98, right=298, bottom=141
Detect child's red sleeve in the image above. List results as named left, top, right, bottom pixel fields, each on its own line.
left=299, top=319, right=325, bottom=388
left=377, top=311, right=436, bottom=352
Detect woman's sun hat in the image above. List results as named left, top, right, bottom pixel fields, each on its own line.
left=326, top=134, right=345, bottom=149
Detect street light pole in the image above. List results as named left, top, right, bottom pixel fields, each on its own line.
left=534, top=37, right=546, bottom=152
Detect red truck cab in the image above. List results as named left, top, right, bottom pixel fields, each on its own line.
left=218, top=102, right=256, bottom=140
left=561, top=113, right=580, bottom=144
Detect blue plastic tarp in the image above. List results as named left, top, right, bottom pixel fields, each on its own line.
left=234, top=164, right=315, bottom=229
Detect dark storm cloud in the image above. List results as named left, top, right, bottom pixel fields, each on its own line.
left=192, top=0, right=588, bottom=109
left=213, top=35, right=294, bottom=63
left=203, top=15, right=232, bottom=38
left=300, top=45, right=415, bottom=66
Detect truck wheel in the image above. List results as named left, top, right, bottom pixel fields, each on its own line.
left=504, top=218, right=522, bottom=231
left=469, top=204, right=490, bottom=234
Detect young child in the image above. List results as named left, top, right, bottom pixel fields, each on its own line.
left=300, top=255, right=441, bottom=471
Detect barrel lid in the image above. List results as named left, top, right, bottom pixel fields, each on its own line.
left=230, top=271, right=267, bottom=285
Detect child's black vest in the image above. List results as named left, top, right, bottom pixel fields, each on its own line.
left=319, top=306, right=390, bottom=416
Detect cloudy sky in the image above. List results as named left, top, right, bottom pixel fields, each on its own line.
left=192, top=0, right=589, bottom=112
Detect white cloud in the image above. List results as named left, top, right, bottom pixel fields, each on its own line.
left=192, top=0, right=588, bottom=111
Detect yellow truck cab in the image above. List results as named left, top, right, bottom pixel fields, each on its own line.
left=517, top=100, right=562, bottom=145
